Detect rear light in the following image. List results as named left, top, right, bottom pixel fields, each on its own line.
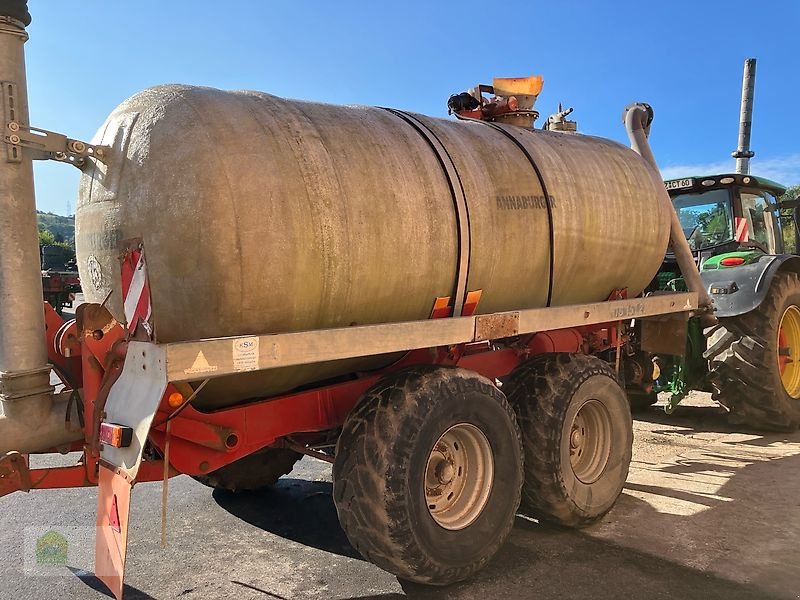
left=167, top=391, right=185, bottom=408
left=720, top=257, right=746, bottom=266
left=99, top=422, right=133, bottom=448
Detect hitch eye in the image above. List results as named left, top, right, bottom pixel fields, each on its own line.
left=99, top=423, right=133, bottom=448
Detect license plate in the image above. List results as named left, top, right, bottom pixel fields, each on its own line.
left=665, top=178, right=694, bottom=191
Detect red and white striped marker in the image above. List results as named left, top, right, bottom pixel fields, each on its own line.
left=121, top=246, right=152, bottom=336
left=734, top=217, right=749, bottom=242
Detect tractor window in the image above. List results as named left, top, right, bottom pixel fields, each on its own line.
left=779, top=196, right=798, bottom=255
left=671, top=189, right=734, bottom=250
left=740, top=191, right=778, bottom=253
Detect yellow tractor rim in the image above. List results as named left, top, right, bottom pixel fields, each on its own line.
left=778, top=305, right=800, bottom=397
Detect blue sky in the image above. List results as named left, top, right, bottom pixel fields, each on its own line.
left=25, top=1, right=799, bottom=215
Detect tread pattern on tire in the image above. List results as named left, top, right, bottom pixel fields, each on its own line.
left=332, top=366, right=523, bottom=585
left=706, top=271, right=800, bottom=431
left=504, top=353, right=632, bottom=528
left=193, top=447, right=302, bottom=492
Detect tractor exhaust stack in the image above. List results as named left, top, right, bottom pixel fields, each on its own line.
left=0, top=2, right=81, bottom=454
left=732, top=58, right=756, bottom=175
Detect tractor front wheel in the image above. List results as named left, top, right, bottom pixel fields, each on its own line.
left=706, top=271, right=800, bottom=430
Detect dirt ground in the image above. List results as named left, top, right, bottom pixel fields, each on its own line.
left=595, top=392, right=800, bottom=597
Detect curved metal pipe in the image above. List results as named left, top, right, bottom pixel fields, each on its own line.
left=0, top=4, right=83, bottom=453
left=0, top=390, right=82, bottom=454
left=623, top=103, right=714, bottom=315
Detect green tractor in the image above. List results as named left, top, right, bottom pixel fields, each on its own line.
left=631, top=173, right=800, bottom=430
left=624, top=58, right=800, bottom=431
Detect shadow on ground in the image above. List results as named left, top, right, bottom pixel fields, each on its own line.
left=214, top=478, right=361, bottom=560
left=635, top=402, right=799, bottom=449
left=214, top=467, right=791, bottom=600
left=634, top=402, right=736, bottom=432
left=600, top=439, right=800, bottom=598
left=70, top=567, right=157, bottom=600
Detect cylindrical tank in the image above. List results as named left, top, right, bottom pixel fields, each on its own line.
left=76, top=85, right=670, bottom=410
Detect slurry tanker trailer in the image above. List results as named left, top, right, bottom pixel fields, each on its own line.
left=0, top=3, right=708, bottom=598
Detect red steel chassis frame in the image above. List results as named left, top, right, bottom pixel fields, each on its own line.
left=2, top=301, right=616, bottom=496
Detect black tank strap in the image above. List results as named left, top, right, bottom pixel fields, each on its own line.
left=482, top=121, right=555, bottom=306
left=381, top=108, right=472, bottom=317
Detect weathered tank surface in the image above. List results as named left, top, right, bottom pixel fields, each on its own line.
left=76, top=85, right=670, bottom=409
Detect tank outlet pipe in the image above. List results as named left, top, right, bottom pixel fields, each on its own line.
left=622, top=103, right=714, bottom=317
left=732, top=58, right=756, bottom=175
left=0, top=390, right=81, bottom=453
left=0, top=2, right=81, bottom=453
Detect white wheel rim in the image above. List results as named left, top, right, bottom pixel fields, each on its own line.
left=569, top=399, right=613, bottom=484
left=424, top=423, right=494, bottom=530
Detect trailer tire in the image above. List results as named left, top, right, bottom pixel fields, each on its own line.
left=192, top=447, right=302, bottom=492
left=504, top=353, right=632, bottom=528
left=332, top=366, right=523, bottom=585
left=706, top=271, right=800, bottom=431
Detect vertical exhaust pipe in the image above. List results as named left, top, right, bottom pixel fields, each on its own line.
left=623, top=103, right=715, bottom=318
left=0, top=2, right=53, bottom=414
left=732, top=58, right=756, bottom=175
left=0, top=2, right=81, bottom=453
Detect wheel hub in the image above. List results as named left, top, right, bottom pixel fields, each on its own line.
left=570, top=427, right=583, bottom=448
left=425, top=423, right=494, bottom=531
left=568, top=399, right=612, bottom=485
left=435, top=460, right=455, bottom=484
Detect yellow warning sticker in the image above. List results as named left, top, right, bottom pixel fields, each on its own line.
left=183, top=351, right=219, bottom=375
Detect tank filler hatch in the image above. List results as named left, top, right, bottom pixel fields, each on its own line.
left=447, top=75, right=543, bottom=128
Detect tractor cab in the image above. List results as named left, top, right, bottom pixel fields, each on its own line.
left=641, top=172, right=800, bottom=419
left=665, top=174, right=791, bottom=264
left=653, top=174, right=795, bottom=294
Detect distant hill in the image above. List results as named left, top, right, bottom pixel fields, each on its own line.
left=37, top=211, right=75, bottom=246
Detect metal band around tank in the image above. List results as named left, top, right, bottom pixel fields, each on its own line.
left=482, top=122, right=556, bottom=306
left=380, top=108, right=472, bottom=318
